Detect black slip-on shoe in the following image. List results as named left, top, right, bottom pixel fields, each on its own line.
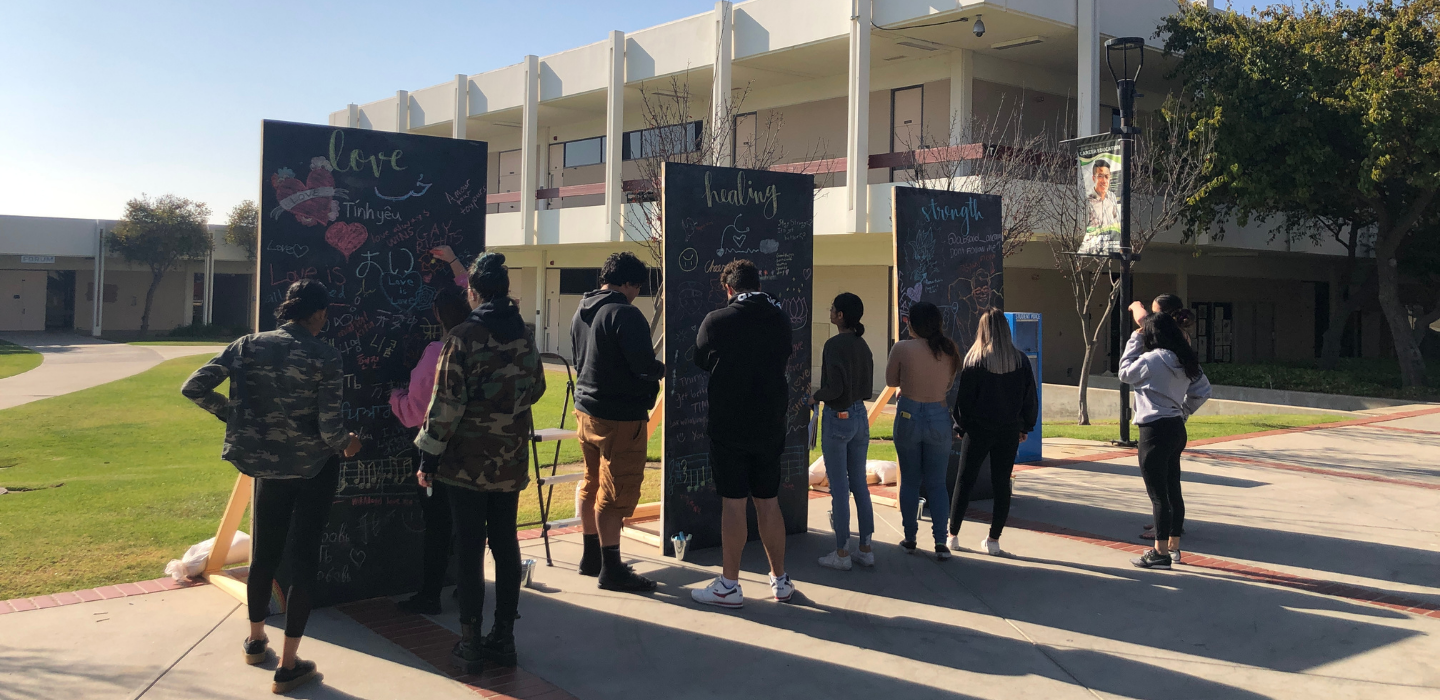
left=271, top=660, right=320, bottom=694
left=598, top=563, right=659, bottom=593
left=243, top=637, right=268, bottom=666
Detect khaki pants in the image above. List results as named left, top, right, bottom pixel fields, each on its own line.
left=575, top=412, right=648, bottom=518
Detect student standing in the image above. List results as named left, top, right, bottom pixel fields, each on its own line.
left=1120, top=311, right=1211, bottom=569
left=1132, top=295, right=1194, bottom=541
left=810, top=293, right=875, bottom=571
left=181, top=279, right=361, bottom=695
left=948, top=310, right=1038, bottom=556
left=570, top=252, right=665, bottom=592
left=886, top=302, right=959, bottom=561
left=415, top=253, right=547, bottom=672
left=690, top=259, right=798, bottom=607
left=389, top=284, right=473, bottom=615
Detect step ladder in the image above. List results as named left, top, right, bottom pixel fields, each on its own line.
left=525, top=353, right=580, bottom=566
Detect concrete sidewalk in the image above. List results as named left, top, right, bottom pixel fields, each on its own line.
left=0, top=333, right=223, bottom=410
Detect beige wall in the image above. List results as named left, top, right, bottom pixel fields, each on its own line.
left=811, top=265, right=890, bottom=394
left=0, top=270, right=45, bottom=331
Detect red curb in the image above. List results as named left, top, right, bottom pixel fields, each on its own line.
left=1186, top=451, right=1440, bottom=491
left=136, top=580, right=164, bottom=593
left=116, top=582, right=146, bottom=596
left=0, top=601, right=14, bottom=615
left=75, top=589, right=102, bottom=603
left=1368, top=424, right=1440, bottom=436
left=29, top=596, right=58, bottom=610
left=94, top=586, right=125, bottom=600
left=50, top=592, right=82, bottom=606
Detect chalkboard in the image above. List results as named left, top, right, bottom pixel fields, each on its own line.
left=257, top=120, right=487, bottom=607
left=661, top=162, right=814, bottom=555
left=891, top=186, right=1003, bottom=500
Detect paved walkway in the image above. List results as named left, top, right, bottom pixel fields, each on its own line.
left=0, top=333, right=223, bottom=410
left=1, top=408, right=1437, bottom=699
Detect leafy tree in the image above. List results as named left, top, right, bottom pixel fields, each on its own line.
left=1161, top=0, right=1440, bottom=387
left=224, top=199, right=258, bottom=260
left=108, top=195, right=213, bottom=335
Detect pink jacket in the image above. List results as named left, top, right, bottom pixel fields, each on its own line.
left=390, top=273, right=469, bottom=428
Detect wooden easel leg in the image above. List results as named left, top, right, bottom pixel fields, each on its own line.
left=203, top=473, right=253, bottom=603
left=868, top=385, right=897, bottom=426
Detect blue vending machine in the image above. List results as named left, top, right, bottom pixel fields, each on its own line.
left=1006, top=312, right=1043, bottom=463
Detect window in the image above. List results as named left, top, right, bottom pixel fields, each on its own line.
left=563, top=137, right=605, bottom=168
left=622, top=121, right=702, bottom=161
left=1191, top=302, right=1233, bottom=363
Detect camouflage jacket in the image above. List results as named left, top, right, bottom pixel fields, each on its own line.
left=415, top=300, right=546, bottom=493
left=181, top=323, right=352, bottom=479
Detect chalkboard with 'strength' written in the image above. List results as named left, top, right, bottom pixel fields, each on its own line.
left=661, top=162, right=814, bottom=555
left=257, top=120, right=487, bottom=607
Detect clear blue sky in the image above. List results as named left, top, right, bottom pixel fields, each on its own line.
left=0, top=0, right=717, bottom=223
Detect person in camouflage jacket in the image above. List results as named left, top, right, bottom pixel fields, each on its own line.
left=415, top=252, right=544, bottom=674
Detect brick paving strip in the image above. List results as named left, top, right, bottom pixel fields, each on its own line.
left=0, top=576, right=201, bottom=616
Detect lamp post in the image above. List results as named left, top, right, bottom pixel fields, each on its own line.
left=1106, top=36, right=1143, bottom=447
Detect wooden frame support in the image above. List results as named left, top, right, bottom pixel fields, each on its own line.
left=868, top=385, right=896, bottom=426
left=203, top=473, right=253, bottom=603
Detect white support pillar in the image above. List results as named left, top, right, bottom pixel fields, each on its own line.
left=92, top=221, right=104, bottom=337
left=605, top=31, right=626, bottom=241
left=948, top=48, right=974, bottom=144
left=845, top=0, right=872, bottom=233
left=711, top=1, right=734, bottom=167
left=1077, top=0, right=1100, bottom=136
left=538, top=125, right=553, bottom=211
left=203, top=247, right=215, bottom=324
left=520, top=56, right=541, bottom=246
left=452, top=74, right=468, bottom=140
left=395, top=90, right=410, bottom=133
left=346, top=104, right=359, bottom=128
left=534, top=250, right=548, bottom=351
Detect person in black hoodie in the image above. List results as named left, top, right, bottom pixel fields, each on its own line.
left=570, top=252, right=665, bottom=592
left=689, top=259, right=798, bottom=608
left=948, top=309, right=1038, bottom=557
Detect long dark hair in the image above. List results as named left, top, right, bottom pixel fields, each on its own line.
left=432, top=285, right=470, bottom=332
left=832, top=292, right=865, bottom=337
left=1142, top=312, right=1202, bottom=380
left=275, top=279, right=329, bottom=321
left=907, top=301, right=958, bottom=363
left=1153, top=293, right=1194, bottom=332
left=469, top=252, right=510, bottom=302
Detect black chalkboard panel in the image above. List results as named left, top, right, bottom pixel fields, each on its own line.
left=891, top=186, right=1003, bottom=500
left=661, top=162, right=814, bottom=555
left=257, top=120, right=487, bottom=607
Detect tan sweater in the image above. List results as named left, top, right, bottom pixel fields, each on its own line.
left=885, top=339, right=959, bottom=404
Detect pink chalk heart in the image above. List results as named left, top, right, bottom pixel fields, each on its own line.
left=325, top=222, right=368, bottom=260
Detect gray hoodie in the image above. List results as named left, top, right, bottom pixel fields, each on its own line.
left=1118, top=330, right=1212, bottom=424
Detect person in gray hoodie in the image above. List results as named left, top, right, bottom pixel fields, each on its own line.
left=1119, top=310, right=1211, bottom=569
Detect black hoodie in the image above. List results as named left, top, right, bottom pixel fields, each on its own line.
left=570, top=289, right=664, bottom=421
left=695, top=292, right=794, bottom=445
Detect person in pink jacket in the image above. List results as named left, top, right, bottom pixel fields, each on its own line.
left=391, top=246, right=474, bottom=614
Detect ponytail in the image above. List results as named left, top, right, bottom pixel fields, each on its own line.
left=907, top=301, right=958, bottom=363
left=832, top=292, right=865, bottom=338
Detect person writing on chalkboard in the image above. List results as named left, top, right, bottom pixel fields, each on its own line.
left=388, top=284, right=472, bottom=615
left=886, top=301, right=959, bottom=561
left=414, top=253, right=546, bottom=673
left=181, top=279, right=361, bottom=695
left=947, top=309, right=1038, bottom=557
left=809, top=292, right=876, bottom=571
left=570, top=252, right=665, bottom=592
left=690, top=259, right=798, bottom=608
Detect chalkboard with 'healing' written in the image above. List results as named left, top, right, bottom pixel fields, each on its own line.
left=661, top=162, right=814, bottom=555
left=257, top=119, right=487, bottom=607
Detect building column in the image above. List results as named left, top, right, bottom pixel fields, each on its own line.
left=1077, top=0, right=1100, bottom=136
left=203, top=247, right=215, bottom=324
left=395, top=90, right=410, bottom=133
left=712, top=1, right=734, bottom=167
left=948, top=48, right=973, bottom=144
left=180, top=263, right=194, bottom=327
left=605, top=31, right=626, bottom=241
left=92, top=221, right=104, bottom=337
left=346, top=104, right=359, bottom=128
left=452, top=74, right=468, bottom=140
left=1175, top=271, right=1189, bottom=306
left=521, top=55, right=541, bottom=246
left=534, top=249, right=548, bottom=351
left=846, top=0, right=872, bottom=233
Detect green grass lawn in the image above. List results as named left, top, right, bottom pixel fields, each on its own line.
left=1205, top=358, right=1440, bottom=403
left=0, top=340, right=42, bottom=379
left=1042, top=413, right=1347, bottom=442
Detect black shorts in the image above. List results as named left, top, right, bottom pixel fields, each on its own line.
left=710, top=437, right=783, bottom=500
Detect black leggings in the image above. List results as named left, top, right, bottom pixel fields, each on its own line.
left=248, top=458, right=340, bottom=638
left=416, top=481, right=454, bottom=600
left=949, top=429, right=1020, bottom=540
left=449, top=488, right=522, bottom=625
left=1138, top=417, right=1188, bottom=540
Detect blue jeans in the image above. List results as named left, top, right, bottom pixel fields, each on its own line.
left=893, top=397, right=953, bottom=545
left=822, top=400, right=873, bottom=550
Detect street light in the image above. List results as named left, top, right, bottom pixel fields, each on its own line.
left=1106, top=36, right=1144, bottom=447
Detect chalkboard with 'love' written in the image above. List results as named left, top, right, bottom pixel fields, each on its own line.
left=257, top=119, right=487, bottom=607
left=660, top=162, right=814, bottom=555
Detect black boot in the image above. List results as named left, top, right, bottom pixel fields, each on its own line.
left=579, top=534, right=601, bottom=577
left=479, top=618, right=517, bottom=667
left=597, top=545, right=657, bottom=592
left=451, top=618, right=484, bottom=675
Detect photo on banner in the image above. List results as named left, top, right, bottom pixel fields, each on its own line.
left=1068, top=133, right=1124, bottom=256
left=257, top=120, right=487, bottom=607
left=659, top=162, right=814, bottom=556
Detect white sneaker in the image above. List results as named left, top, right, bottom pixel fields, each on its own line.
left=769, top=573, right=795, bottom=603
left=690, top=577, right=743, bottom=609
left=981, top=538, right=1006, bottom=556
left=818, top=551, right=852, bottom=571
left=852, top=548, right=875, bottom=567
left=946, top=535, right=962, bottom=551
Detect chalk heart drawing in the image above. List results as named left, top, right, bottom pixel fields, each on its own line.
left=678, top=248, right=700, bottom=272
left=325, top=222, right=369, bottom=260
left=271, top=158, right=339, bottom=227
left=349, top=549, right=367, bottom=569
left=381, top=270, right=423, bottom=312
left=759, top=239, right=779, bottom=254
left=803, top=268, right=812, bottom=280
left=733, top=234, right=747, bottom=248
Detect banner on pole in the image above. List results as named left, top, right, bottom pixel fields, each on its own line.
left=1065, top=133, right=1124, bottom=256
